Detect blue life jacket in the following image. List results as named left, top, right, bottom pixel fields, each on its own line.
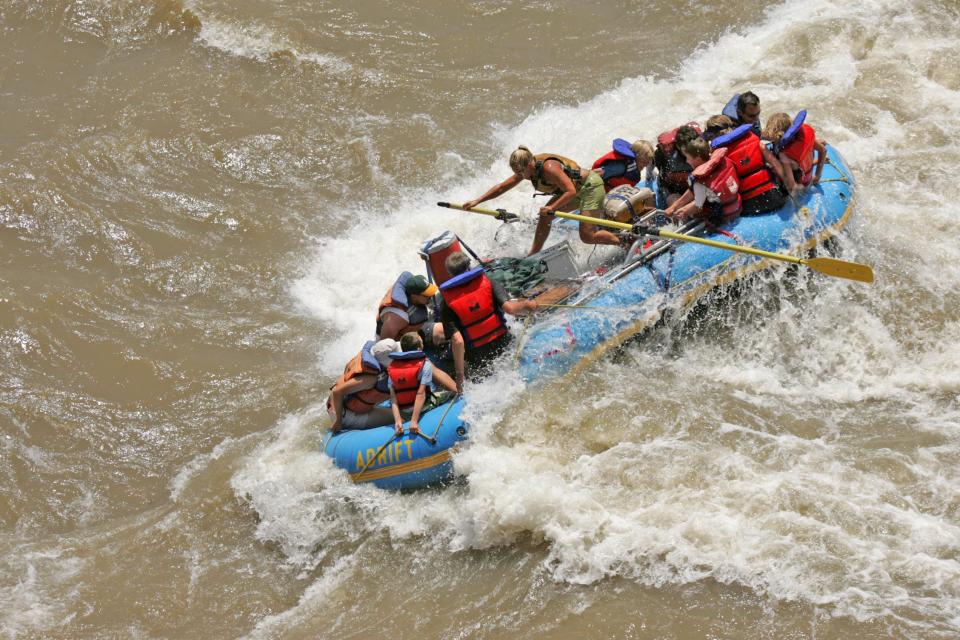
left=776, top=110, right=807, bottom=154
left=722, top=93, right=762, bottom=137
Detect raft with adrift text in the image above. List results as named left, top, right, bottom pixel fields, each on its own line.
left=321, top=396, right=468, bottom=490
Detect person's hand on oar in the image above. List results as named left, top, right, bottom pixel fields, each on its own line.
left=394, top=420, right=404, bottom=437
left=408, top=421, right=421, bottom=437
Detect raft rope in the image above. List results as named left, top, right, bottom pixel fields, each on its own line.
left=538, top=302, right=625, bottom=310
left=354, top=433, right=399, bottom=481
left=513, top=313, right=534, bottom=367
left=824, top=156, right=851, bottom=183
left=426, top=393, right=459, bottom=444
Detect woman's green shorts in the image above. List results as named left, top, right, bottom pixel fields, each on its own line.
left=575, top=171, right=606, bottom=212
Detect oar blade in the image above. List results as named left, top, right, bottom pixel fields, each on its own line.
left=803, top=257, right=874, bottom=283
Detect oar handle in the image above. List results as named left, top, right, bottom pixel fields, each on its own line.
left=438, top=202, right=519, bottom=222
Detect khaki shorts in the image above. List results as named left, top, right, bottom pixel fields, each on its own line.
left=575, top=171, right=606, bottom=212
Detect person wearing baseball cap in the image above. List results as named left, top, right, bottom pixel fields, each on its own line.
left=375, top=272, right=445, bottom=346
left=403, top=275, right=438, bottom=298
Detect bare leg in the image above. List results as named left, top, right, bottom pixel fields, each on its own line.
left=577, top=210, right=622, bottom=246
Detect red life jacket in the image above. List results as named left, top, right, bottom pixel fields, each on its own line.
left=655, top=122, right=700, bottom=194
left=440, top=268, right=508, bottom=349
left=710, top=124, right=778, bottom=201
left=387, top=352, right=426, bottom=409
left=782, top=123, right=817, bottom=186
left=691, top=148, right=742, bottom=223
left=591, top=149, right=638, bottom=192
left=331, top=343, right=390, bottom=414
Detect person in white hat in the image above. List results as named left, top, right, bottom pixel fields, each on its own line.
left=327, top=338, right=399, bottom=432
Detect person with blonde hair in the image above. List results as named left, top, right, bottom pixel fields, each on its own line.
left=762, top=110, right=826, bottom=195
left=702, top=114, right=736, bottom=142
left=462, top=145, right=623, bottom=255
left=591, top=138, right=656, bottom=191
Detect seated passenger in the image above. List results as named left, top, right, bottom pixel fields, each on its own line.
left=388, top=332, right=458, bottom=436
left=631, top=140, right=656, bottom=182
left=461, top=146, right=621, bottom=255
left=376, top=272, right=445, bottom=346
left=762, top=111, right=827, bottom=195
left=438, top=251, right=539, bottom=387
left=327, top=338, right=398, bottom=433
left=653, top=123, right=701, bottom=206
left=701, top=114, right=737, bottom=143
left=710, top=121, right=786, bottom=215
left=591, top=139, right=655, bottom=192
left=664, top=138, right=742, bottom=225
left=722, top=91, right=762, bottom=136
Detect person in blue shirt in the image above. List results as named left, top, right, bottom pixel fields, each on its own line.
left=387, top=332, right=457, bottom=436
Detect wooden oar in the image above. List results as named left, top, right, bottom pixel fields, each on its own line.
left=439, top=202, right=874, bottom=284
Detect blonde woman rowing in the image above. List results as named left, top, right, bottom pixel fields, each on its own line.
left=462, top=146, right=624, bottom=255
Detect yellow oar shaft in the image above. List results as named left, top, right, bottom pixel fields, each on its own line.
left=548, top=209, right=802, bottom=264
left=437, top=202, right=518, bottom=221
left=439, top=202, right=873, bottom=283
left=548, top=210, right=875, bottom=282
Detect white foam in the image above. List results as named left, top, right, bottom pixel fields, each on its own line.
left=187, top=9, right=351, bottom=73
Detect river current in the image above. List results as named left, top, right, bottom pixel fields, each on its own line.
left=1, top=0, right=959, bottom=638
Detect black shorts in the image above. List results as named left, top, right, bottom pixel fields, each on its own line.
left=741, top=188, right=787, bottom=216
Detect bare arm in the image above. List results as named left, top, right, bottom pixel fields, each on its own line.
left=431, top=367, right=459, bottom=394
left=501, top=299, right=539, bottom=315
left=672, top=200, right=700, bottom=222
left=390, top=387, right=403, bottom=435
left=463, top=173, right=524, bottom=210
left=408, top=386, right=427, bottom=435
left=812, top=139, right=827, bottom=184
left=760, top=145, right=787, bottom=186
left=449, top=332, right=465, bottom=392
left=378, top=312, right=407, bottom=341
left=777, top=152, right=799, bottom=193
left=329, top=376, right=375, bottom=432
left=665, top=189, right=694, bottom=217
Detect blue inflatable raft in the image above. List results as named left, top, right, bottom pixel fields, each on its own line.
left=515, top=144, right=856, bottom=380
left=321, top=396, right=468, bottom=490
left=325, top=145, right=857, bottom=490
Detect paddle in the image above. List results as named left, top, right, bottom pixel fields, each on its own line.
left=438, top=201, right=519, bottom=222
left=354, top=432, right=399, bottom=481
left=438, top=202, right=874, bottom=283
